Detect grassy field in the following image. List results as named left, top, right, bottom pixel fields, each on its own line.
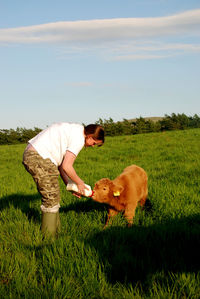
left=0, top=129, right=200, bottom=298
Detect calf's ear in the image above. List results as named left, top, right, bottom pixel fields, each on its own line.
left=112, top=183, right=124, bottom=196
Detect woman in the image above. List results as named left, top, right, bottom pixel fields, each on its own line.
left=23, top=122, right=104, bottom=237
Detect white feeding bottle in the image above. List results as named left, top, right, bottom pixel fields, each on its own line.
left=66, top=178, right=93, bottom=197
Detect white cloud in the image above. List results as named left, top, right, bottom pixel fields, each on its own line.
left=64, top=81, right=93, bottom=87
left=108, top=41, right=200, bottom=60
left=113, top=53, right=171, bottom=61
left=0, top=9, right=200, bottom=44
left=0, top=9, right=200, bottom=60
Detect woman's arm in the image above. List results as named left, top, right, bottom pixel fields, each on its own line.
left=58, top=151, right=86, bottom=194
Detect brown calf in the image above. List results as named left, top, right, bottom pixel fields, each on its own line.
left=92, top=165, right=148, bottom=227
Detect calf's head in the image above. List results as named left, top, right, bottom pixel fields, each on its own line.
left=92, top=178, right=124, bottom=203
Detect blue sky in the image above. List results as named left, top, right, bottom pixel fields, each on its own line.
left=0, top=0, right=200, bottom=129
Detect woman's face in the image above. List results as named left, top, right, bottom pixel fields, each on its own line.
left=85, top=136, right=102, bottom=147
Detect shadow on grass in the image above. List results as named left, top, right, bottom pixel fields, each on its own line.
left=0, top=194, right=106, bottom=224
left=86, top=214, right=200, bottom=285
left=61, top=198, right=106, bottom=214
left=0, top=193, right=41, bottom=222
left=61, top=198, right=153, bottom=216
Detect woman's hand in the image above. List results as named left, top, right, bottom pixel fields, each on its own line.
left=72, top=183, right=90, bottom=198
left=72, top=192, right=82, bottom=198
left=77, top=182, right=89, bottom=195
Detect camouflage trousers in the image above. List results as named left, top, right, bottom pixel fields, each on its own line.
left=23, top=150, right=61, bottom=208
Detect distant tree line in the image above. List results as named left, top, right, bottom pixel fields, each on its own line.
left=0, top=127, right=42, bottom=145
left=95, top=113, right=200, bottom=136
left=0, top=113, right=200, bottom=145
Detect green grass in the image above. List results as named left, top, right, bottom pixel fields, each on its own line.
left=0, top=129, right=200, bottom=298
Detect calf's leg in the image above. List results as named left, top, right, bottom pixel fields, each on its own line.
left=123, top=203, right=137, bottom=227
left=104, top=208, right=118, bottom=228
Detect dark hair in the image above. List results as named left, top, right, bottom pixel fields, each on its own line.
left=84, top=124, right=105, bottom=144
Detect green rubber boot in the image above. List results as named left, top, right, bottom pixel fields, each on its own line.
left=56, top=211, right=61, bottom=233
left=41, top=211, right=60, bottom=238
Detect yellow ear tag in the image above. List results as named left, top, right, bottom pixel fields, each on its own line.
left=113, top=191, right=120, bottom=196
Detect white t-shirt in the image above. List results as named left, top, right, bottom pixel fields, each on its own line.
left=28, top=123, right=85, bottom=166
